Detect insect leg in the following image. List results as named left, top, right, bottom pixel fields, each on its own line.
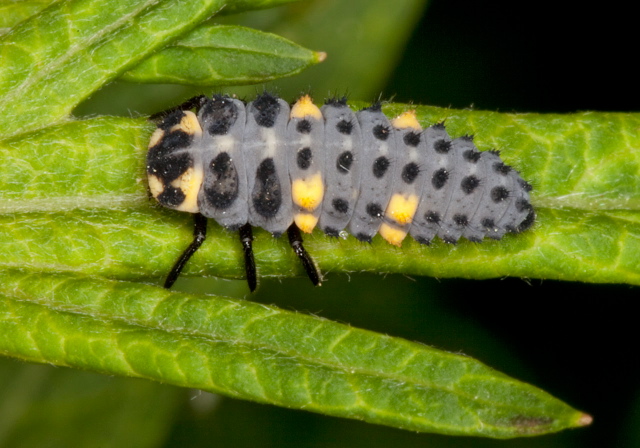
left=164, top=213, right=208, bottom=288
left=287, top=224, right=322, bottom=286
left=239, top=224, right=257, bottom=292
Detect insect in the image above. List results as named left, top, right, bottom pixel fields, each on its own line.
left=147, top=93, right=535, bottom=291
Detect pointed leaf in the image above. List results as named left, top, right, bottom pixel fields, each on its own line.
left=121, top=25, right=325, bottom=86
left=0, top=270, right=590, bottom=437
left=226, top=0, right=429, bottom=99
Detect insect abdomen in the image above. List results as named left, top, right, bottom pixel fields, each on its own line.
left=147, top=93, right=535, bottom=246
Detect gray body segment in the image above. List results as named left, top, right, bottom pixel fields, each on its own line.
left=408, top=125, right=454, bottom=244
left=348, top=107, right=397, bottom=242
left=243, top=95, right=293, bottom=237
left=318, top=101, right=363, bottom=237
left=383, top=121, right=428, bottom=235
left=197, top=96, right=249, bottom=230
left=435, top=137, right=483, bottom=243
left=287, top=102, right=325, bottom=220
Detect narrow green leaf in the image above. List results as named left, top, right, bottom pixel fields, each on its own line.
left=1, top=108, right=639, bottom=285
left=0, top=270, right=589, bottom=437
left=224, top=0, right=429, bottom=99
left=0, top=0, right=228, bottom=137
left=121, top=25, right=325, bottom=86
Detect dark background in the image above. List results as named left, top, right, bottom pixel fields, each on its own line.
left=390, top=0, right=639, bottom=113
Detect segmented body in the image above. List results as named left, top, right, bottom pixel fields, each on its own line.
left=147, top=93, right=535, bottom=248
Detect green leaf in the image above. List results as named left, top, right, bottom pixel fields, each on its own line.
left=120, top=25, right=325, bottom=86
left=0, top=117, right=148, bottom=212
left=217, top=0, right=429, bottom=99
left=0, top=270, right=589, bottom=438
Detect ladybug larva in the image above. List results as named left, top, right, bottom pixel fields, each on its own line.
left=147, top=92, right=535, bottom=291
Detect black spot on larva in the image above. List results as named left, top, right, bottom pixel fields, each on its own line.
left=252, top=158, right=281, bottom=217
left=325, top=97, right=348, bottom=107
left=505, top=224, right=517, bottom=233
left=453, top=214, right=469, bottom=227
left=332, top=198, right=349, bottom=214
left=373, top=124, right=391, bottom=141
left=373, top=156, right=390, bottom=178
left=147, top=152, right=192, bottom=181
left=148, top=131, right=192, bottom=160
left=355, top=232, right=372, bottom=243
left=366, top=203, right=383, bottom=218
left=336, top=151, right=353, bottom=173
left=488, top=149, right=501, bottom=157
left=297, top=147, right=312, bottom=170
left=432, top=168, right=449, bottom=189
left=404, top=131, right=421, bottom=147
left=463, top=149, right=481, bottom=163
left=425, top=211, right=441, bottom=224
left=402, top=162, right=420, bottom=184
left=468, top=236, right=483, bottom=243
left=461, top=175, right=480, bottom=194
left=207, top=119, right=232, bottom=136
left=205, top=152, right=239, bottom=209
left=517, top=209, right=536, bottom=232
left=434, top=139, right=451, bottom=154
left=251, top=93, right=280, bottom=128
left=323, top=227, right=340, bottom=237
left=442, top=235, right=458, bottom=245
left=158, top=186, right=185, bottom=208
left=201, top=97, right=238, bottom=135
left=491, top=186, right=510, bottom=203
left=157, top=110, right=185, bottom=131
left=493, top=162, right=512, bottom=175
left=336, top=119, right=353, bottom=135
left=481, top=218, right=496, bottom=229
left=461, top=134, right=474, bottom=142
left=296, top=119, right=312, bottom=134
left=415, top=236, right=431, bottom=245
left=519, top=179, right=533, bottom=192
left=516, top=198, right=531, bottom=213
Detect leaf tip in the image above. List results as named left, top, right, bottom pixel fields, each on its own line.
left=314, top=51, right=327, bottom=63
left=576, top=412, right=593, bottom=427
